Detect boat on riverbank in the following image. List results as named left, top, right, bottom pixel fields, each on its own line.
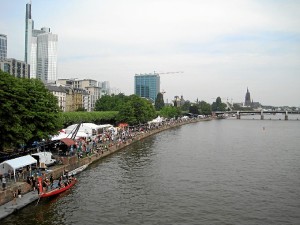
left=68, top=164, right=88, bottom=176
left=38, top=177, right=77, bottom=198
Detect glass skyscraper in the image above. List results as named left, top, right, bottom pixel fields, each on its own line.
left=134, top=73, right=160, bottom=102
left=25, top=2, right=58, bottom=82
left=36, top=28, right=58, bottom=82
left=0, top=34, right=7, bottom=60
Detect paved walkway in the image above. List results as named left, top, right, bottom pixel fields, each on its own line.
left=0, top=191, right=39, bottom=221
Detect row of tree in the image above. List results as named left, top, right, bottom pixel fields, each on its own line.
left=0, top=69, right=228, bottom=151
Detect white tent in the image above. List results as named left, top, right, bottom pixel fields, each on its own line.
left=65, top=123, right=102, bottom=136
left=0, top=155, right=37, bottom=182
left=148, top=116, right=164, bottom=124
left=75, top=131, right=90, bottom=138
left=51, top=132, right=69, bottom=140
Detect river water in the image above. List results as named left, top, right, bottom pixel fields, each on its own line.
left=3, top=117, right=300, bottom=225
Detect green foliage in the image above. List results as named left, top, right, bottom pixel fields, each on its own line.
left=180, top=100, right=191, bottom=111
left=189, top=104, right=199, bottom=114
left=198, top=101, right=212, bottom=115
left=211, top=97, right=227, bottom=111
left=0, top=70, right=62, bottom=150
left=155, top=92, right=165, bottom=110
left=61, top=111, right=118, bottom=127
left=75, top=107, right=86, bottom=112
left=116, top=95, right=156, bottom=125
left=159, top=106, right=182, bottom=118
left=95, top=93, right=127, bottom=111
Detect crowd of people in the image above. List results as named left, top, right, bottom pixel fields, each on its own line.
left=61, top=117, right=199, bottom=158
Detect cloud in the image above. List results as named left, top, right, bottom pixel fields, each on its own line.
left=1, top=0, right=300, bottom=106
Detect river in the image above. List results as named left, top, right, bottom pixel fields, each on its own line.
left=3, top=117, right=300, bottom=225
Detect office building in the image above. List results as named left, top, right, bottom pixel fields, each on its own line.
left=134, top=73, right=160, bottom=102
left=0, top=58, right=30, bottom=78
left=25, top=2, right=33, bottom=64
left=99, top=81, right=111, bottom=95
left=25, top=2, right=58, bottom=82
left=36, top=28, right=58, bottom=82
left=0, top=34, right=7, bottom=60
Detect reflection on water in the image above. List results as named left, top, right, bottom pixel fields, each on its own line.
left=3, top=120, right=300, bottom=225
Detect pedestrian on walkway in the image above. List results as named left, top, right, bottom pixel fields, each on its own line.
left=2, top=176, right=6, bottom=191
left=12, top=190, right=17, bottom=205
left=18, top=186, right=22, bottom=198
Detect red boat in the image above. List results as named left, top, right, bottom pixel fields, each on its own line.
left=38, top=177, right=77, bottom=198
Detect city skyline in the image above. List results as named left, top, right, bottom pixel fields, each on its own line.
left=1, top=0, right=300, bottom=106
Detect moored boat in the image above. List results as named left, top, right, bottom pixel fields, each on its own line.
left=68, top=164, right=88, bottom=176
left=38, top=177, right=77, bottom=198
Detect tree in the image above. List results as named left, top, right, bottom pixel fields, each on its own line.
left=95, top=93, right=127, bottom=111
left=0, top=70, right=62, bottom=150
left=155, top=92, right=165, bottom=110
left=189, top=104, right=199, bottom=114
left=198, top=101, right=212, bottom=115
left=75, top=107, right=86, bottom=112
left=211, top=97, right=227, bottom=111
left=159, top=106, right=181, bottom=118
left=117, top=95, right=156, bottom=125
left=180, top=100, right=191, bottom=111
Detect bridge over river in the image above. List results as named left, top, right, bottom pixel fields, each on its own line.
left=214, top=110, right=300, bottom=120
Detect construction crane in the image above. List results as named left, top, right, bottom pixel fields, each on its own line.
left=154, top=71, right=183, bottom=75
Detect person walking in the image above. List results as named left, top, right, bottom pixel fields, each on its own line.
left=17, top=186, right=22, bottom=198
left=2, top=176, right=6, bottom=191
left=12, top=190, right=17, bottom=205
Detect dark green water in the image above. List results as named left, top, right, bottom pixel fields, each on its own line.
left=3, top=118, right=300, bottom=225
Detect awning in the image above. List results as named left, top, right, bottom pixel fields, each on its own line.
left=60, top=138, right=76, bottom=146
left=0, top=155, right=37, bottom=182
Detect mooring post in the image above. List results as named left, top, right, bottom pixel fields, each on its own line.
left=285, top=111, right=288, bottom=120
left=261, top=110, right=264, bottom=120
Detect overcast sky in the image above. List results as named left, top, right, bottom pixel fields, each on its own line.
left=1, top=0, right=300, bottom=106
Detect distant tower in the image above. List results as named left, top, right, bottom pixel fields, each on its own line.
left=25, top=1, right=33, bottom=64
left=134, top=73, right=160, bottom=102
left=0, top=34, right=7, bottom=60
left=245, top=87, right=251, bottom=106
left=36, top=28, right=58, bottom=83
left=24, top=1, right=58, bottom=82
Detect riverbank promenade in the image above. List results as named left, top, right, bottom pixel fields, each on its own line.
left=0, top=191, right=39, bottom=220
left=0, top=117, right=210, bottom=220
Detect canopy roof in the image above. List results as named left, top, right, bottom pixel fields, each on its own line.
left=65, top=123, right=101, bottom=135
left=60, top=138, right=76, bottom=146
left=1, top=155, right=37, bottom=170
left=0, top=155, right=37, bottom=180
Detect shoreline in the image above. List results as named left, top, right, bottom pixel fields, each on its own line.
left=0, top=117, right=210, bottom=220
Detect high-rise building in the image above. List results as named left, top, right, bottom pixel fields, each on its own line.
left=25, top=2, right=33, bottom=64
left=36, top=28, right=58, bottom=83
left=134, top=73, right=160, bottom=102
left=25, top=2, right=58, bottom=82
left=0, top=58, right=30, bottom=78
left=99, top=81, right=111, bottom=95
left=0, top=34, right=7, bottom=60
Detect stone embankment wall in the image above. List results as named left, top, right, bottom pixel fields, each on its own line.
left=0, top=118, right=208, bottom=205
